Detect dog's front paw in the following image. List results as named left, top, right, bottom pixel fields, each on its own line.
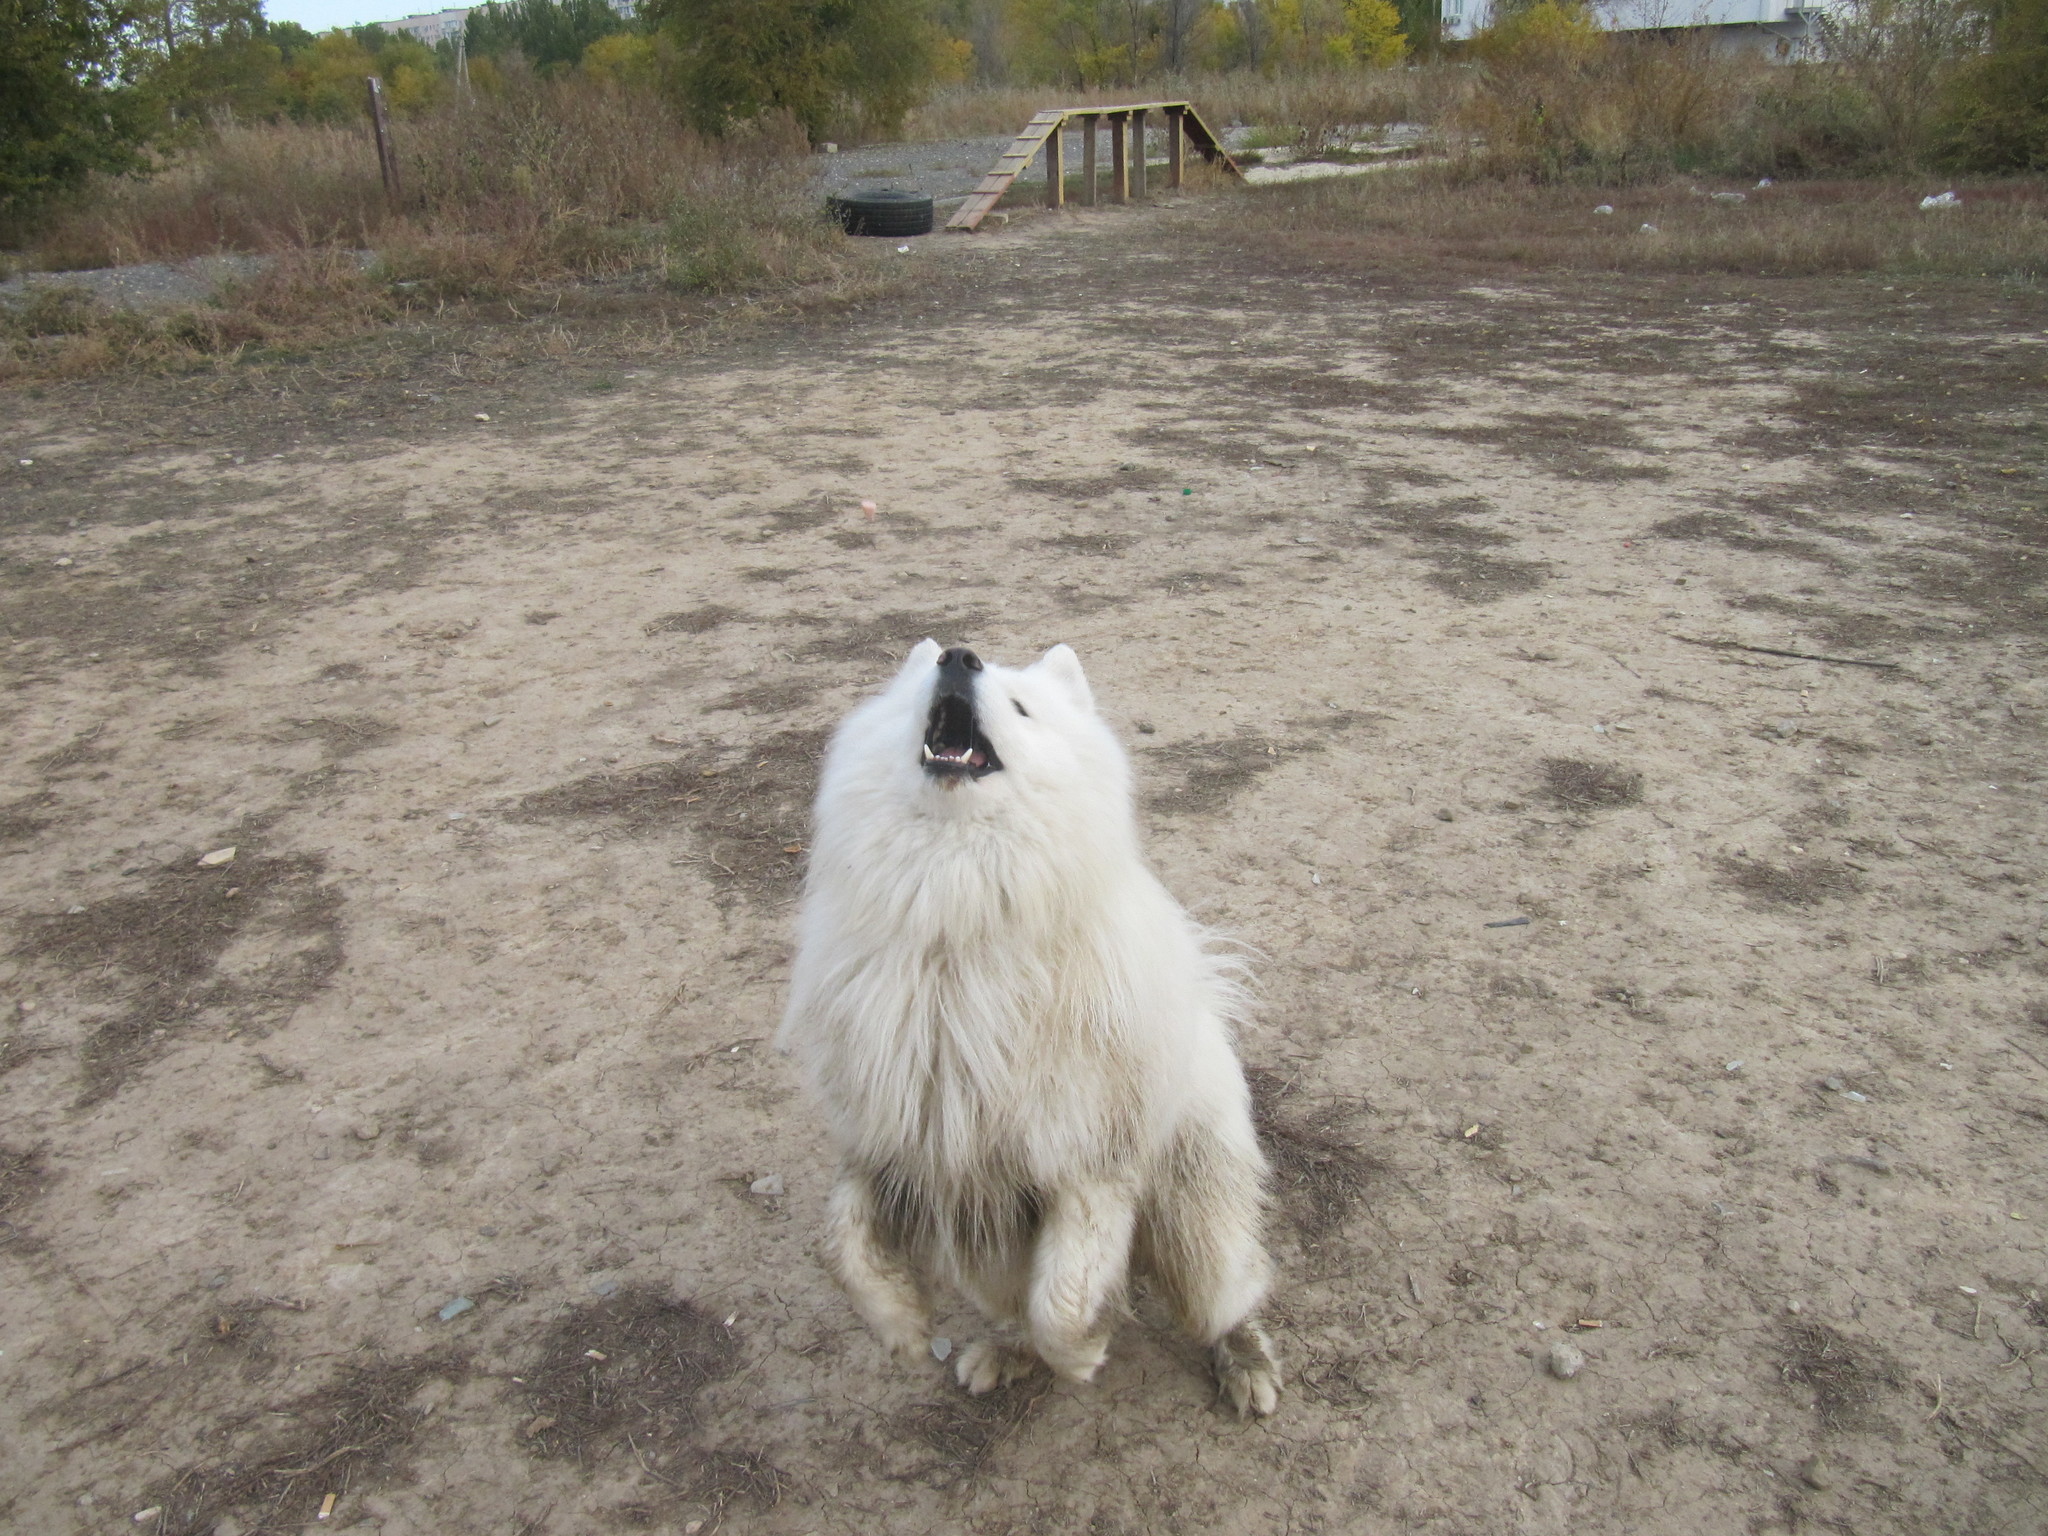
left=955, top=1339, right=1039, bottom=1394
left=1212, top=1323, right=1281, bottom=1419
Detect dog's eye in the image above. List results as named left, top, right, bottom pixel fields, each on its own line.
left=1012, top=699, right=1029, bottom=718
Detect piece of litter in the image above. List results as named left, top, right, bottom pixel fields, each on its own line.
left=931, top=1336, right=953, bottom=1361
left=1310, top=872, right=1321, bottom=885
left=897, top=244, right=910, bottom=253
left=54, top=555, right=73, bottom=566
left=17, top=459, right=31, bottom=467
left=1725, top=1060, right=1745, bottom=1073
left=474, top=412, right=491, bottom=421
left=584, top=1349, right=608, bottom=1360
left=197, top=847, right=236, bottom=867
left=438, top=1296, right=475, bottom=1322
left=318, top=1492, right=337, bottom=1520
left=133, top=1511, right=162, bottom=1525
left=2012, top=1212, right=2027, bottom=1220
left=1919, top=191, right=1959, bottom=209
left=1484, top=916, right=1530, bottom=929
left=1576, top=1319, right=1604, bottom=1329
left=1959, top=1286, right=1979, bottom=1295
left=1638, top=223, right=1659, bottom=234
left=750, top=1174, right=784, bottom=1197
left=1463, top=1125, right=1480, bottom=1139
left=723, top=1313, right=737, bottom=1327
left=861, top=498, right=877, bottom=519
left=1756, top=177, right=1774, bottom=188
left=1547, top=1337, right=1586, bottom=1379
left=1940, top=1062, right=1953, bottom=1070
left=1182, top=488, right=1193, bottom=495
left=1711, top=191, right=1746, bottom=203
left=1843, top=1090, right=1868, bottom=1103
left=1594, top=204, right=1614, bottom=214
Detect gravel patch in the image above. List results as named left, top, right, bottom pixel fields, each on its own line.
left=0, top=254, right=272, bottom=313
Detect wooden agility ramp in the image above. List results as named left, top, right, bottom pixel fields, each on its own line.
left=946, top=102, right=1241, bottom=232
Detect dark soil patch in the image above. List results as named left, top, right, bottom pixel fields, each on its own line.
left=644, top=604, right=743, bottom=636
left=1368, top=499, right=1550, bottom=602
left=766, top=499, right=840, bottom=532
left=504, top=727, right=825, bottom=894
left=796, top=608, right=990, bottom=665
left=31, top=727, right=116, bottom=774
left=1649, top=511, right=1847, bottom=568
left=1157, top=570, right=1244, bottom=597
left=888, top=1384, right=1045, bottom=1489
left=1719, top=854, right=1864, bottom=907
left=1238, top=366, right=1428, bottom=416
left=1779, top=1321, right=1895, bottom=1429
left=1146, top=731, right=1286, bottom=817
left=517, top=1287, right=745, bottom=1483
left=1429, top=412, right=1667, bottom=482
left=142, top=1347, right=468, bottom=1536
left=1246, top=1068, right=1382, bottom=1253
left=10, top=844, right=343, bottom=1106
left=1540, top=757, right=1643, bottom=813
left=0, top=1143, right=51, bottom=1253
left=1010, top=467, right=1165, bottom=500
left=713, top=678, right=825, bottom=716
left=1040, top=532, right=1135, bottom=557
left=739, top=566, right=801, bottom=583
left=1725, top=592, right=1925, bottom=652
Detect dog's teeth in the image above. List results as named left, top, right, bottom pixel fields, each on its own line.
left=922, top=744, right=936, bottom=763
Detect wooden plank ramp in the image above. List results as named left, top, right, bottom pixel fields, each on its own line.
left=945, top=102, right=1242, bottom=233
left=945, top=111, right=1066, bottom=233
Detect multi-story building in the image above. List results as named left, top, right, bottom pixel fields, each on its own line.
left=1440, top=0, right=1835, bottom=54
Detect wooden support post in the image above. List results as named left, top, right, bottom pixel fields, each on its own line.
left=1130, top=109, right=1147, bottom=198
left=1166, top=105, right=1185, bottom=188
left=1109, top=112, right=1128, bottom=204
left=1045, top=116, right=1064, bottom=208
left=1079, top=113, right=1098, bottom=206
left=366, top=76, right=400, bottom=202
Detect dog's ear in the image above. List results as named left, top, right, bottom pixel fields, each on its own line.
left=899, top=638, right=942, bottom=674
left=1033, top=644, right=1094, bottom=710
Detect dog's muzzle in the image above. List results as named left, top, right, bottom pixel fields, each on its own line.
left=922, top=646, right=1002, bottom=781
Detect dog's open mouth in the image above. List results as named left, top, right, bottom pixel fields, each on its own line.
left=921, top=694, right=1002, bottom=779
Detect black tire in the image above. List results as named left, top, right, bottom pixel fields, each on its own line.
left=827, top=188, right=934, bottom=237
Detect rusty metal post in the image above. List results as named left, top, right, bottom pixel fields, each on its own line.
left=366, top=76, right=401, bottom=202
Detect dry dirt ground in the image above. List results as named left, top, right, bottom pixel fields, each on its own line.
left=3, top=193, right=2047, bottom=1536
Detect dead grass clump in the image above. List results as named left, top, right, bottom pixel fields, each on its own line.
left=518, top=1287, right=742, bottom=1466
left=143, top=1348, right=468, bottom=1536
left=890, top=1384, right=1044, bottom=1488
left=1719, top=854, right=1864, bottom=907
left=644, top=604, right=743, bottom=635
left=1246, top=1068, right=1382, bottom=1250
left=0, top=1144, right=52, bottom=1252
left=1541, top=757, right=1644, bottom=813
left=796, top=607, right=992, bottom=663
left=1146, top=731, right=1284, bottom=816
left=1779, top=1320, right=1895, bottom=1428
left=0, top=787, right=59, bottom=843
left=11, top=847, right=342, bottom=1105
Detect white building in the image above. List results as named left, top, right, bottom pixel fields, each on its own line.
left=376, top=0, right=637, bottom=46
left=1440, top=0, right=1835, bottom=54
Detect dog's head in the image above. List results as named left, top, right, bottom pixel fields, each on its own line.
left=820, top=638, right=1132, bottom=833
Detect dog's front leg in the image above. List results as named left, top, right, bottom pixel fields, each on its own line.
left=823, top=1171, right=930, bottom=1363
left=1027, top=1180, right=1137, bottom=1383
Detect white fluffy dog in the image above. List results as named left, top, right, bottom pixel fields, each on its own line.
left=778, top=640, right=1280, bottom=1416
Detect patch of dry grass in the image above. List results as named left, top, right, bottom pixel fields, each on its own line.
left=1243, top=170, right=2048, bottom=279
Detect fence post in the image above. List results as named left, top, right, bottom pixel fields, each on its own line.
left=366, top=76, right=401, bottom=202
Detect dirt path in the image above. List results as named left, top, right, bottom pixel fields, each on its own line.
left=3, top=198, right=2045, bottom=1536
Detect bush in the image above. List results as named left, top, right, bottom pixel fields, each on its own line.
left=1, top=0, right=158, bottom=225
left=1939, top=0, right=2048, bottom=170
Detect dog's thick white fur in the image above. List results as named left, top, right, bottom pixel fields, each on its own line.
left=778, top=639, right=1280, bottom=1416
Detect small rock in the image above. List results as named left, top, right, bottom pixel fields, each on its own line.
left=750, top=1174, right=784, bottom=1197
left=438, top=1296, right=475, bottom=1322
left=591, top=1277, right=620, bottom=1296
left=197, top=847, right=236, bottom=868
left=1638, top=223, right=1659, bottom=235
left=133, top=1509, right=163, bottom=1525
left=1824, top=1076, right=1845, bottom=1093
left=1798, top=1454, right=1829, bottom=1490
left=474, top=412, right=491, bottom=422
left=1435, top=808, right=1455, bottom=822
left=54, top=556, right=73, bottom=567
left=479, top=1225, right=499, bottom=1237
left=353, top=1121, right=381, bottom=1141
left=1546, top=1338, right=1586, bottom=1379
left=1594, top=204, right=1614, bottom=214
left=931, top=1336, right=952, bottom=1361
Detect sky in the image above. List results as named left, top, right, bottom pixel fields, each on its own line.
left=263, top=0, right=440, bottom=31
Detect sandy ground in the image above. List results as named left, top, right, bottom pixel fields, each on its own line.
left=3, top=194, right=2046, bottom=1536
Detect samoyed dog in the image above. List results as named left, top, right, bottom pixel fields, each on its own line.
left=778, top=639, right=1280, bottom=1416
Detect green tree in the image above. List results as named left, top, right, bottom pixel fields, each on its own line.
left=467, top=0, right=631, bottom=73
left=1939, top=0, right=2048, bottom=167
left=646, top=0, right=940, bottom=138
left=1, top=0, right=159, bottom=220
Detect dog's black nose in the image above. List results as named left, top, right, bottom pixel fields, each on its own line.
left=937, top=646, right=982, bottom=673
